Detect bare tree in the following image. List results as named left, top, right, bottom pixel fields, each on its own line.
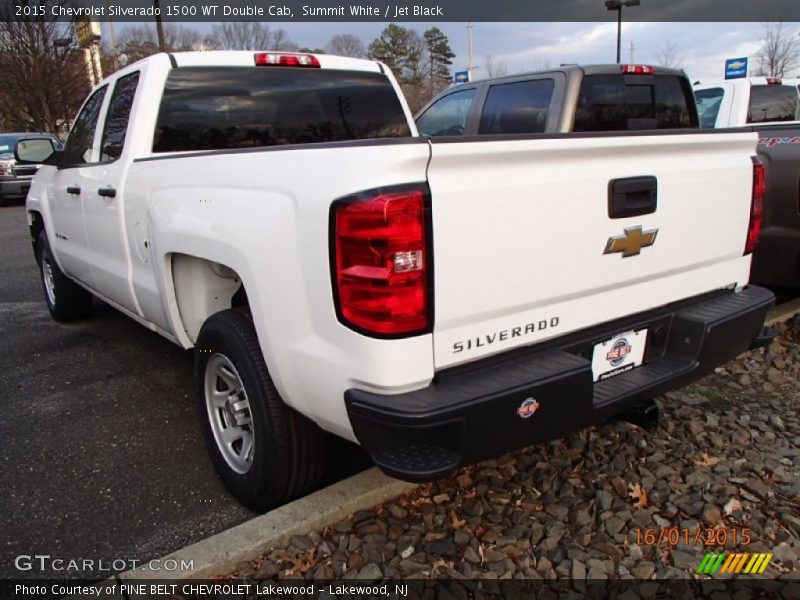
left=0, top=3, right=89, bottom=133
left=168, top=24, right=207, bottom=51
left=327, top=34, right=366, bottom=58
left=754, top=22, right=800, bottom=77
left=484, top=54, right=508, bottom=77
left=531, top=57, right=551, bottom=71
left=113, top=24, right=207, bottom=63
left=655, top=41, right=684, bottom=69
left=270, top=28, right=297, bottom=52
left=208, top=22, right=295, bottom=51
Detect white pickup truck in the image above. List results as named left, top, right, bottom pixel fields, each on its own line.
left=28, top=52, right=774, bottom=510
left=695, top=77, right=800, bottom=289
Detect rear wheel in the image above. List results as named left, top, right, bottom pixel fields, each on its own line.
left=194, top=309, right=326, bottom=512
left=37, top=231, right=92, bottom=321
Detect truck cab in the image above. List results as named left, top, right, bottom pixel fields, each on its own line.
left=694, top=77, right=800, bottom=289
left=694, top=77, right=800, bottom=129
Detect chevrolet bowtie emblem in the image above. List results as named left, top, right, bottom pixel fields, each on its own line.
left=604, top=226, right=658, bottom=257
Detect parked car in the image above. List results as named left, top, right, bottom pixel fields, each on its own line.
left=416, top=64, right=700, bottom=136
left=694, top=77, right=800, bottom=289
left=0, top=132, right=63, bottom=206
left=28, top=53, right=773, bottom=510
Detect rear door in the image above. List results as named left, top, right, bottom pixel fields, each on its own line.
left=477, top=74, right=565, bottom=135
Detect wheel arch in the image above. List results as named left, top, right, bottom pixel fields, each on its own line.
left=28, top=209, right=46, bottom=265
left=167, top=253, right=250, bottom=346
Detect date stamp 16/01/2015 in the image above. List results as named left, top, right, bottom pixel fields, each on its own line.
left=635, top=527, right=752, bottom=548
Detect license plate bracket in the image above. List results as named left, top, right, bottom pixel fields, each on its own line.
left=592, top=329, right=648, bottom=382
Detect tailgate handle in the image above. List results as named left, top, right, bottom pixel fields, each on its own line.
left=608, top=176, right=657, bottom=218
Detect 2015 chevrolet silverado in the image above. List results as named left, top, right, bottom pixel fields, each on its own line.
left=27, top=52, right=774, bottom=510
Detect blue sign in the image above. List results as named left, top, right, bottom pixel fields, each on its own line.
left=725, top=57, right=749, bottom=79
left=454, top=70, right=470, bottom=84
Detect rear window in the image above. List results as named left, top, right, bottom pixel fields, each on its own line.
left=747, top=85, right=800, bottom=123
left=695, top=87, right=725, bottom=128
left=573, top=74, right=698, bottom=132
left=153, top=67, right=411, bottom=153
left=479, top=79, right=554, bottom=134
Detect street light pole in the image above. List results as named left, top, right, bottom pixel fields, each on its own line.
left=605, top=0, right=640, bottom=64
left=154, top=0, right=166, bottom=52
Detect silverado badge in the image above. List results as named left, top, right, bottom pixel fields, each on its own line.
left=604, top=226, right=658, bottom=257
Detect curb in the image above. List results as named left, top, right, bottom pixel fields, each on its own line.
left=120, top=467, right=415, bottom=580
left=766, top=297, right=800, bottom=326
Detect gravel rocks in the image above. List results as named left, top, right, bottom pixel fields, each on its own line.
left=224, top=318, right=800, bottom=591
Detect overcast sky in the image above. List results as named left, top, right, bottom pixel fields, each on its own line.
left=116, top=21, right=799, bottom=83
left=284, top=22, right=800, bottom=82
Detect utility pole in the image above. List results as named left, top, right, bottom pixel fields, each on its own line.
left=467, top=22, right=473, bottom=80
left=629, top=41, right=635, bottom=63
left=154, top=0, right=166, bottom=52
left=102, top=0, right=119, bottom=70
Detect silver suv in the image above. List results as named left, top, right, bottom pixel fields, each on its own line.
left=0, top=133, right=62, bottom=206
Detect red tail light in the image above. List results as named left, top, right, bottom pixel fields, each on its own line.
left=745, top=158, right=765, bottom=255
left=254, top=53, right=320, bottom=68
left=621, top=64, right=655, bottom=75
left=332, top=186, right=431, bottom=336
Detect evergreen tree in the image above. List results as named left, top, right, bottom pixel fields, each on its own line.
left=367, top=23, right=413, bottom=76
left=424, top=27, right=455, bottom=96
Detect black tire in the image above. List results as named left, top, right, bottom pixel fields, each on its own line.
left=194, top=309, right=326, bottom=512
left=37, top=231, right=93, bottom=322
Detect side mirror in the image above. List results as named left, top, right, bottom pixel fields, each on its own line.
left=42, top=150, right=63, bottom=168
left=15, top=139, right=57, bottom=165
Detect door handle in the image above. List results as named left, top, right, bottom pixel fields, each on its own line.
left=608, top=176, right=657, bottom=218
left=66, top=186, right=81, bottom=195
left=98, top=187, right=116, bottom=198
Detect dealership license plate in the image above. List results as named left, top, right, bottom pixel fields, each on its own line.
left=591, top=329, right=647, bottom=382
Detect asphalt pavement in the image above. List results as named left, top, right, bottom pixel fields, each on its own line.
left=0, top=204, right=369, bottom=579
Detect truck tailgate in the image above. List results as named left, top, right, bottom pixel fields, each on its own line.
left=428, top=132, right=758, bottom=369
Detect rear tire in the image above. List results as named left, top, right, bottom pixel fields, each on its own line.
left=37, top=231, right=93, bottom=321
left=194, top=309, right=326, bottom=512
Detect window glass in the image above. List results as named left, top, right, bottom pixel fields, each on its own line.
left=416, top=88, right=475, bottom=136
left=0, top=136, right=17, bottom=153
left=694, top=87, right=725, bottom=128
left=747, top=85, right=800, bottom=123
left=479, top=79, right=554, bottom=134
left=63, top=86, right=107, bottom=165
left=574, top=74, right=697, bottom=131
left=15, top=138, right=56, bottom=163
left=153, top=67, right=410, bottom=152
left=101, top=71, right=140, bottom=161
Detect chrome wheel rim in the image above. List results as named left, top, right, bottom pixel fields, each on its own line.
left=42, top=258, right=56, bottom=306
left=204, top=353, right=254, bottom=474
